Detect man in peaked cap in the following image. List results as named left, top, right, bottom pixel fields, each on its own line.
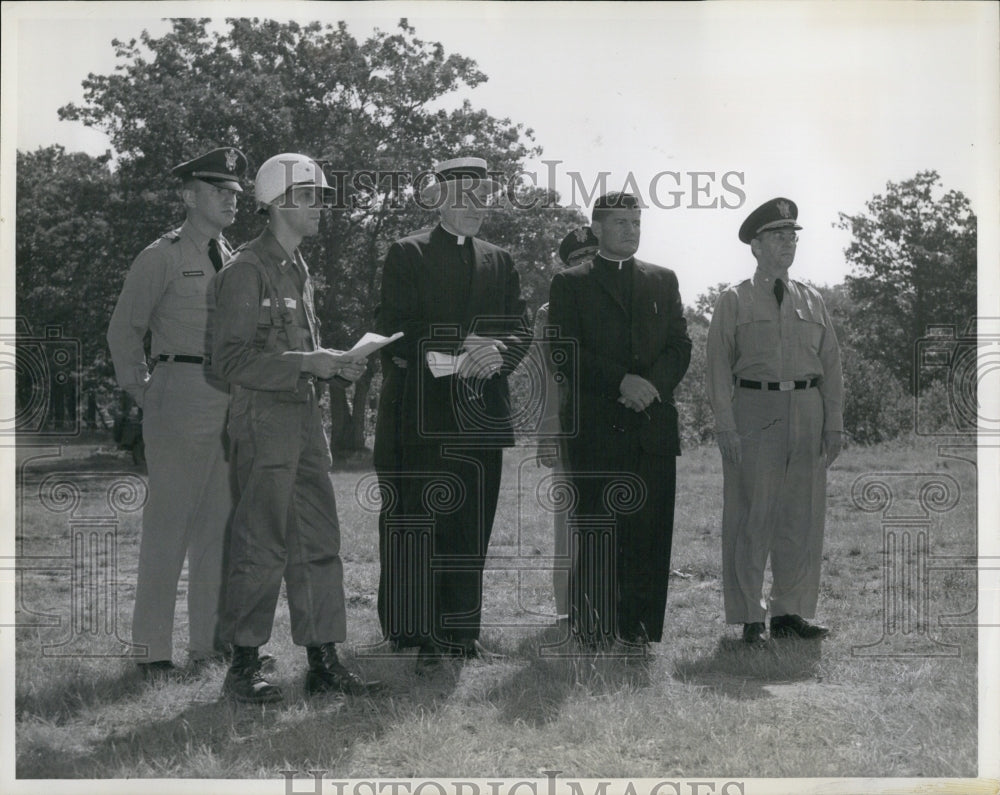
left=548, top=193, right=691, bottom=652
left=706, top=197, right=844, bottom=646
left=532, top=226, right=599, bottom=623
left=107, top=146, right=248, bottom=678
left=374, top=155, right=531, bottom=673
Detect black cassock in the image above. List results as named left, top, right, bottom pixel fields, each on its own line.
left=548, top=255, right=691, bottom=644
left=374, top=224, right=530, bottom=649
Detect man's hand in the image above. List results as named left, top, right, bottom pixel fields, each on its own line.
left=458, top=333, right=507, bottom=380
left=822, top=430, right=845, bottom=468
left=298, top=349, right=367, bottom=382
left=619, top=373, right=660, bottom=412
left=716, top=430, right=742, bottom=464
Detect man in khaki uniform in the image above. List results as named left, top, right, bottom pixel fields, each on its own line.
left=107, top=146, right=247, bottom=676
left=706, top=197, right=844, bottom=645
left=211, top=153, right=372, bottom=702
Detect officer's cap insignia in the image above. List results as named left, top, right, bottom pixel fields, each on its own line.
left=225, top=148, right=239, bottom=172
left=777, top=200, right=792, bottom=219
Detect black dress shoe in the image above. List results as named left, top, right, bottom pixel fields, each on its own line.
left=137, top=660, right=175, bottom=680
left=770, top=614, right=829, bottom=639
left=742, top=622, right=767, bottom=644
left=415, top=643, right=445, bottom=675
left=453, top=639, right=505, bottom=661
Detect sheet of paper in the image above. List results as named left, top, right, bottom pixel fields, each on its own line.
left=346, top=331, right=403, bottom=358
left=426, top=350, right=468, bottom=378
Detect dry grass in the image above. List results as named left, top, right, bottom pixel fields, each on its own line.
left=13, top=434, right=978, bottom=780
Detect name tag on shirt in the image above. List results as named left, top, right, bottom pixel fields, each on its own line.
left=283, top=297, right=297, bottom=309
left=182, top=270, right=205, bottom=277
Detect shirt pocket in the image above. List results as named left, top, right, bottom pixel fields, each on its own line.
left=173, top=272, right=209, bottom=298
left=793, top=307, right=826, bottom=352
left=735, top=299, right=779, bottom=358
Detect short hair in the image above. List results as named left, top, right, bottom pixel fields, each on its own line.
left=591, top=192, right=641, bottom=223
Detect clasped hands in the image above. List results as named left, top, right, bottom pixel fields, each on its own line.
left=298, top=348, right=368, bottom=383
left=457, top=333, right=507, bottom=380
left=618, top=373, right=660, bottom=413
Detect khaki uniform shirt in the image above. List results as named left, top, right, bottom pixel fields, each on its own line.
left=107, top=220, right=232, bottom=406
left=706, top=269, right=844, bottom=434
left=209, top=227, right=320, bottom=393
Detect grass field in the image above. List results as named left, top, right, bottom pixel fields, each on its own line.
left=12, top=433, right=979, bottom=781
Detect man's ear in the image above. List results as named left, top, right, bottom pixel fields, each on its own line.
left=179, top=186, right=197, bottom=211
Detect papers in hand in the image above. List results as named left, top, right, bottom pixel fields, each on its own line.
left=426, top=351, right=468, bottom=378
left=345, top=331, right=403, bottom=358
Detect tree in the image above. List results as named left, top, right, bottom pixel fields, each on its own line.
left=836, top=171, right=976, bottom=392
left=16, top=146, right=121, bottom=424
left=56, top=17, right=586, bottom=450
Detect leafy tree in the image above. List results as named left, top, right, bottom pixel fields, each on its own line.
left=56, top=17, right=586, bottom=450
left=16, top=145, right=120, bottom=424
left=836, top=171, right=976, bottom=392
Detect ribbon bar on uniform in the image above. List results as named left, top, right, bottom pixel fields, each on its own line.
left=158, top=354, right=210, bottom=365
left=737, top=377, right=820, bottom=391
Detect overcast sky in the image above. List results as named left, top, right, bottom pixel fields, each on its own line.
left=5, top=0, right=997, bottom=308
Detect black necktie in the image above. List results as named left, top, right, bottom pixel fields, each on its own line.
left=208, top=238, right=224, bottom=273
left=774, top=278, right=784, bottom=307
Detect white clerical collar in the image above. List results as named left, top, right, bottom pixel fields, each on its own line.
left=598, top=253, right=629, bottom=270
left=439, top=221, right=468, bottom=245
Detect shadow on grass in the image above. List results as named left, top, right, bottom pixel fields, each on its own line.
left=17, top=648, right=463, bottom=779
left=16, top=660, right=156, bottom=724
left=484, top=624, right=654, bottom=727
left=671, top=636, right=823, bottom=701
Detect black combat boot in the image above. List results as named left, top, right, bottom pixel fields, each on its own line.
left=222, top=645, right=283, bottom=703
left=305, top=643, right=369, bottom=695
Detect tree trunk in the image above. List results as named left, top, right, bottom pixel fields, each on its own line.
left=350, top=370, right=374, bottom=449
left=327, top=384, right=356, bottom=452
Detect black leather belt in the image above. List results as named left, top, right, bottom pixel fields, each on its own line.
left=737, top=377, right=820, bottom=391
left=158, top=354, right=210, bottom=365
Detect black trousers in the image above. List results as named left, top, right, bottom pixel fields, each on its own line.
left=377, top=445, right=502, bottom=649
left=566, top=437, right=677, bottom=644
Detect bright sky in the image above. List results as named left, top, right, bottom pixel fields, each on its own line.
left=5, top=1, right=997, bottom=308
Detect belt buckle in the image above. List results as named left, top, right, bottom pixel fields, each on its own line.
left=778, top=380, right=795, bottom=391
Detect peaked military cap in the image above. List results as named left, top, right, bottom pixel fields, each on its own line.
left=739, top=197, right=802, bottom=244
left=558, top=226, right=599, bottom=266
left=171, top=147, right=248, bottom=192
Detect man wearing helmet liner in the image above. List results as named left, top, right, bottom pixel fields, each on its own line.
left=210, top=153, right=373, bottom=702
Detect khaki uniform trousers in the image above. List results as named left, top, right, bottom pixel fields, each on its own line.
left=134, top=361, right=232, bottom=661
left=721, top=386, right=827, bottom=624
left=221, top=386, right=347, bottom=648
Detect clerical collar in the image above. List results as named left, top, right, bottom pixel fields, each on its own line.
left=596, top=254, right=632, bottom=271
left=437, top=222, right=470, bottom=245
